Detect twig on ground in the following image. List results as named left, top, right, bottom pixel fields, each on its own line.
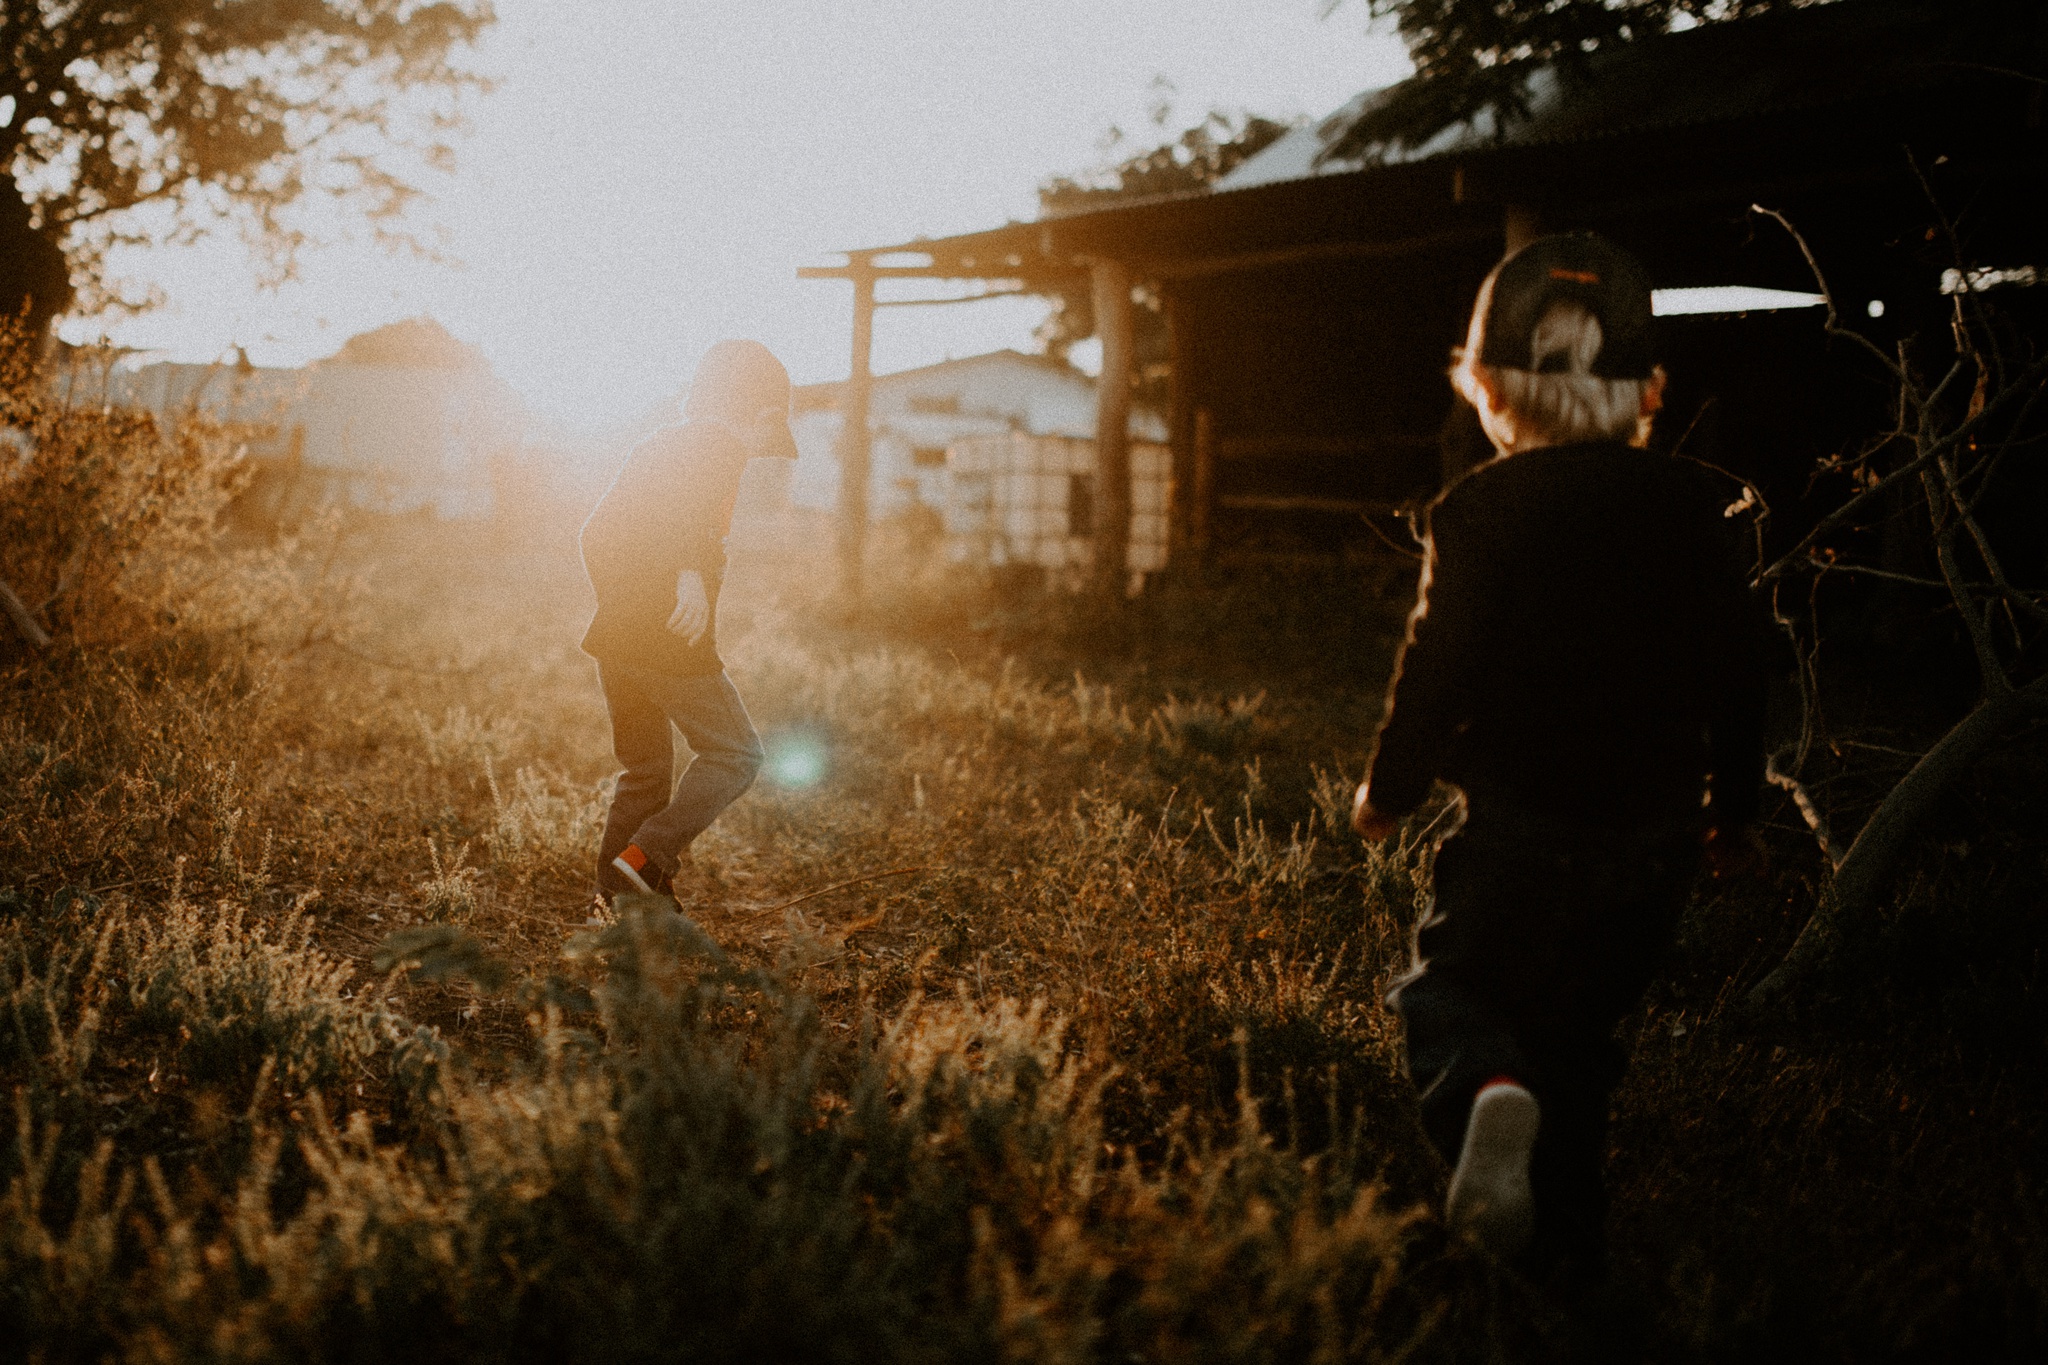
left=0, top=574, right=52, bottom=647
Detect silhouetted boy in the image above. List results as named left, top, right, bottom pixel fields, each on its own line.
left=1351, top=234, right=1767, bottom=1283
left=581, top=339, right=798, bottom=903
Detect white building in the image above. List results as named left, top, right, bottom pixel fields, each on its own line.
left=944, top=433, right=1172, bottom=583
left=788, top=350, right=1166, bottom=520
left=93, top=318, right=525, bottom=520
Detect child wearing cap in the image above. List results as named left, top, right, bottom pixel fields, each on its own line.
left=581, top=339, right=801, bottom=904
left=1351, top=233, right=1768, bottom=1284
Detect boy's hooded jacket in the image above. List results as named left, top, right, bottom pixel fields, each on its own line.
left=1367, top=438, right=1768, bottom=830
left=579, top=421, right=747, bottom=677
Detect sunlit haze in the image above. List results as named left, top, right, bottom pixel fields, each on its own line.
left=65, top=1, right=1408, bottom=436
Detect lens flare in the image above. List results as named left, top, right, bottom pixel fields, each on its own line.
left=762, top=731, right=829, bottom=789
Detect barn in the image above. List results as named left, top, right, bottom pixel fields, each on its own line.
left=803, top=0, right=2047, bottom=576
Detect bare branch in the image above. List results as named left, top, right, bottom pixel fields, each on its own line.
left=1750, top=204, right=1904, bottom=380
left=1755, top=349, right=2048, bottom=585
left=1934, top=452, right=2048, bottom=632
left=1766, top=755, right=1845, bottom=867
left=1751, top=670, right=2048, bottom=1006
left=1807, top=556, right=1977, bottom=592
left=1919, top=464, right=2010, bottom=695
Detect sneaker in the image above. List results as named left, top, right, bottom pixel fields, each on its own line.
left=609, top=844, right=674, bottom=898
left=1446, top=1079, right=1540, bottom=1260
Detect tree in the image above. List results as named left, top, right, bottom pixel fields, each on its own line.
left=2, top=1, right=495, bottom=340
left=1322, top=0, right=1804, bottom=160
left=1037, top=109, right=1290, bottom=405
left=1744, top=200, right=2048, bottom=1004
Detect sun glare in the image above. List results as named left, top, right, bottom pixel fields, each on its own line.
left=762, top=731, right=830, bottom=789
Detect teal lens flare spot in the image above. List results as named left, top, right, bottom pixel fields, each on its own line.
left=762, top=732, right=828, bottom=789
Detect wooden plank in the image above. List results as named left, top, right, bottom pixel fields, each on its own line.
left=1141, top=225, right=1500, bottom=282
left=1191, top=408, right=1216, bottom=562
left=1217, top=494, right=1413, bottom=516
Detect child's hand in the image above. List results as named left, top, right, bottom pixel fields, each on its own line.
left=668, top=570, right=709, bottom=644
left=1702, top=823, right=1767, bottom=879
left=1351, top=784, right=1399, bottom=843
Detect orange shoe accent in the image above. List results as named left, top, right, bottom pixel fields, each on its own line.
left=619, top=844, right=648, bottom=871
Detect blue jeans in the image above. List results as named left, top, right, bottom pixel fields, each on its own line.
left=596, top=662, right=764, bottom=887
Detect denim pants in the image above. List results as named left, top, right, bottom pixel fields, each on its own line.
left=1386, top=801, right=1700, bottom=1280
left=596, top=662, right=764, bottom=884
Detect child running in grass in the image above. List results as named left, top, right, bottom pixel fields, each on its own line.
left=580, top=340, right=800, bottom=905
left=1351, top=233, right=1768, bottom=1287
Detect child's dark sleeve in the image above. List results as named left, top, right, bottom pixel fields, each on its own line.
left=673, top=450, right=745, bottom=576
left=1365, top=494, right=1489, bottom=817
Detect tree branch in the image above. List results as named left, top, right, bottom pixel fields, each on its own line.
left=1754, top=349, right=2048, bottom=585
left=1766, top=755, right=1844, bottom=867
left=1750, top=668, right=2048, bottom=1006
left=1934, top=452, right=2048, bottom=631
left=1919, top=465, right=2011, bottom=696
left=1750, top=204, right=1904, bottom=380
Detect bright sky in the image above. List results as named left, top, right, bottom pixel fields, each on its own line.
left=65, top=1, right=1409, bottom=435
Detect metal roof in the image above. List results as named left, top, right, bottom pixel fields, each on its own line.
left=810, top=0, right=2036, bottom=280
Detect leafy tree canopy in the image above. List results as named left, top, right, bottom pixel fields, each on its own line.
left=2, top=0, right=495, bottom=335
left=1040, top=107, right=1294, bottom=218
left=1326, top=0, right=1817, bottom=161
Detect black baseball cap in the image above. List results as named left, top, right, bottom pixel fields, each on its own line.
left=1470, top=232, right=1657, bottom=380
left=688, top=339, right=800, bottom=459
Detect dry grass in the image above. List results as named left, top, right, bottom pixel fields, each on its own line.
left=2, top=341, right=2043, bottom=1360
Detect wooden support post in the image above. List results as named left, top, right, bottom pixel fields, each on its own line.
left=1191, top=407, right=1215, bottom=563
left=1164, top=287, right=1194, bottom=564
left=837, top=263, right=875, bottom=604
left=1091, top=257, right=1133, bottom=596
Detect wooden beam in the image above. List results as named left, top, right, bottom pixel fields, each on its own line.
left=837, top=267, right=875, bottom=603
left=799, top=265, right=992, bottom=280
left=799, top=264, right=1080, bottom=283
left=1139, top=225, right=1500, bottom=282
left=1091, top=258, right=1133, bottom=596
left=872, top=287, right=1031, bottom=309
left=1218, top=494, right=1413, bottom=517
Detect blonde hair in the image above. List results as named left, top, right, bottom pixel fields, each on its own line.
left=1452, top=295, right=1663, bottom=453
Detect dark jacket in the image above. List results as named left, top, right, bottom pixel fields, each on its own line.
left=579, top=421, right=747, bottom=676
left=1366, top=440, right=1768, bottom=830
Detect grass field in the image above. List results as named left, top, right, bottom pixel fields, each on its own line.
left=2, top=385, right=2044, bottom=1361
